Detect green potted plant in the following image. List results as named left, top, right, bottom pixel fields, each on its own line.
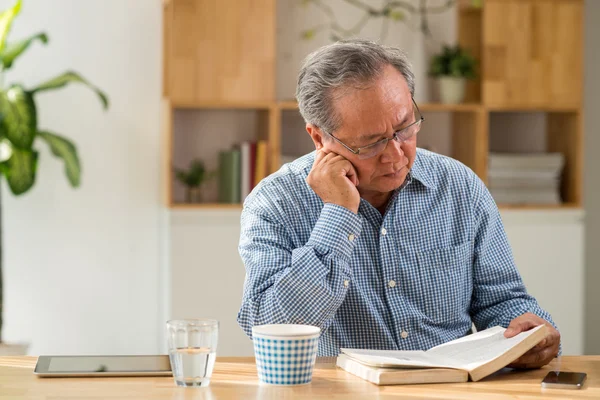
left=174, top=159, right=215, bottom=203
left=429, top=45, right=477, bottom=104
left=0, top=0, right=109, bottom=354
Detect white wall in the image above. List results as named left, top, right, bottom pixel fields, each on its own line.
left=276, top=0, right=450, bottom=103
left=2, top=0, right=163, bottom=355
left=584, top=0, right=600, bottom=354
left=169, top=210, right=252, bottom=356
left=502, top=210, right=584, bottom=355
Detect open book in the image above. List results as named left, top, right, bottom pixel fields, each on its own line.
left=338, top=324, right=548, bottom=384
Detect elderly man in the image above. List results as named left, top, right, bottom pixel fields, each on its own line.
left=237, top=39, right=560, bottom=368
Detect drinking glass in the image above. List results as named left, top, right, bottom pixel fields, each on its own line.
left=166, top=319, right=219, bottom=387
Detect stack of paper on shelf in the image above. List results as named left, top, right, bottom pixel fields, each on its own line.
left=488, top=153, right=564, bottom=205
left=336, top=325, right=547, bottom=385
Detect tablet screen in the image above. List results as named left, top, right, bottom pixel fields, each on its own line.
left=45, top=356, right=171, bottom=373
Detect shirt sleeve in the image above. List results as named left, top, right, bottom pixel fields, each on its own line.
left=468, top=172, right=561, bottom=351
left=237, top=196, right=363, bottom=339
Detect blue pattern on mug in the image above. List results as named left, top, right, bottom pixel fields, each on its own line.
left=253, top=337, right=319, bottom=385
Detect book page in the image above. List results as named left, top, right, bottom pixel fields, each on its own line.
left=340, top=349, right=459, bottom=369
left=426, top=325, right=544, bottom=370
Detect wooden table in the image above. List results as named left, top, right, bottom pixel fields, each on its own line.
left=1, top=356, right=599, bottom=399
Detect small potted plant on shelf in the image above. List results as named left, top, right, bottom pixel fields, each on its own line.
left=429, top=45, right=477, bottom=104
left=174, top=159, right=215, bottom=203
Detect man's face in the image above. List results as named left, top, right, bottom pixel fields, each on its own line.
left=316, top=65, right=418, bottom=197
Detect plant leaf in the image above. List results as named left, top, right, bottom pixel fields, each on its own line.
left=0, top=84, right=37, bottom=149
left=0, top=0, right=21, bottom=53
left=37, top=130, right=80, bottom=187
left=30, top=71, right=109, bottom=109
left=1, top=32, right=48, bottom=69
left=2, top=146, right=37, bottom=195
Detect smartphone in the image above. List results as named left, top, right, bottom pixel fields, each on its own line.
left=541, top=371, right=587, bottom=389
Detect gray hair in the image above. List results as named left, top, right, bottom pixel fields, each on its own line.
left=296, top=38, right=415, bottom=135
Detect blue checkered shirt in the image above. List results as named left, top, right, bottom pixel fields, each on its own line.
left=237, top=149, right=558, bottom=356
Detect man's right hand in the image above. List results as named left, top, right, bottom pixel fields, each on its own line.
left=306, top=150, right=360, bottom=214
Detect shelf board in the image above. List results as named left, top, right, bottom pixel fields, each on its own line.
left=171, top=100, right=274, bottom=110
left=497, top=203, right=581, bottom=210
left=419, top=103, right=483, bottom=112
left=485, top=104, right=580, bottom=113
left=171, top=203, right=243, bottom=210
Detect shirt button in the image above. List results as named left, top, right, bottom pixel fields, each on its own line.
left=401, top=331, right=409, bottom=339
left=381, top=227, right=387, bottom=235
left=348, top=234, right=355, bottom=242
left=388, top=280, right=396, bottom=288
left=344, top=280, right=349, bottom=288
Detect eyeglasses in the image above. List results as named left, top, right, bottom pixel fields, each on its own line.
left=324, top=98, right=424, bottom=160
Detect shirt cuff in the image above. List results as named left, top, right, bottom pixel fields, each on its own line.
left=307, top=203, right=363, bottom=261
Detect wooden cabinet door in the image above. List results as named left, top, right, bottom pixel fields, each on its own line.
left=483, top=0, right=582, bottom=108
left=164, top=0, right=276, bottom=104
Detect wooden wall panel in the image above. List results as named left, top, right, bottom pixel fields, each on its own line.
left=166, top=0, right=276, bottom=104
left=483, top=0, right=582, bottom=108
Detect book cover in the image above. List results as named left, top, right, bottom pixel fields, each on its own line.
left=336, top=354, right=468, bottom=385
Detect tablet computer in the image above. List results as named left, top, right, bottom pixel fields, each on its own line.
left=34, top=355, right=172, bottom=377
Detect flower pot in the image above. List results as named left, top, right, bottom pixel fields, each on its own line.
left=185, top=187, right=202, bottom=203
left=0, top=342, right=29, bottom=356
left=438, top=77, right=466, bottom=104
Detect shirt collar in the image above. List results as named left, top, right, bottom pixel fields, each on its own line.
left=408, top=149, right=436, bottom=189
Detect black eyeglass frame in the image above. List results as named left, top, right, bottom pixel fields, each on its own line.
left=323, top=98, right=424, bottom=159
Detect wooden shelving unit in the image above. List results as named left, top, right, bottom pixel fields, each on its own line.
left=162, top=0, right=583, bottom=210
left=453, top=0, right=583, bottom=208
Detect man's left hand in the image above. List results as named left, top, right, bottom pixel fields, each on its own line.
left=504, top=312, right=560, bottom=369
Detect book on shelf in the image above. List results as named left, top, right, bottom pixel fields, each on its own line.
left=218, top=149, right=241, bottom=203
left=487, top=170, right=561, bottom=181
left=217, top=140, right=268, bottom=204
left=240, top=141, right=252, bottom=200
left=488, top=176, right=559, bottom=189
left=488, top=152, right=565, bottom=171
left=488, top=152, right=564, bottom=205
left=490, top=188, right=561, bottom=205
left=254, top=140, right=268, bottom=186
left=249, top=141, right=257, bottom=192
left=337, top=324, right=547, bottom=385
